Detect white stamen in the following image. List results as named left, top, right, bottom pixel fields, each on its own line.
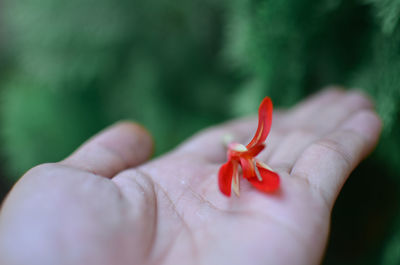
left=253, top=160, right=263, bottom=181
left=232, top=172, right=240, bottom=197
left=232, top=163, right=240, bottom=196
left=230, top=143, right=248, bottom=152
left=257, top=160, right=275, bottom=172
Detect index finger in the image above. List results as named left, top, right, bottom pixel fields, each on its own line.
left=290, top=109, right=382, bottom=209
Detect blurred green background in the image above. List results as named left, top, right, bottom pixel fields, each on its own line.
left=0, top=0, right=399, bottom=264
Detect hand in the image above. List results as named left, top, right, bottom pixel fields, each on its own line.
left=0, top=88, right=382, bottom=265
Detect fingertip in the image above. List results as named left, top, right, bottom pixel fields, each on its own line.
left=113, top=121, right=155, bottom=159
left=344, top=89, right=374, bottom=110
left=340, top=109, right=383, bottom=150
left=98, top=121, right=155, bottom=166
left=61, top=120, right=154, bottom=178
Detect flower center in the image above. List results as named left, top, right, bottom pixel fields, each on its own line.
left=228, top=143, right=248, bottom=152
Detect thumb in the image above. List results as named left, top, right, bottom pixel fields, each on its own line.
left=61, top=121, right=154, bottom=178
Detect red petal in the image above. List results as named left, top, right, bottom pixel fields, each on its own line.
left=239, top=157, right=255, bottom=179
left=247, top=165, right=280, bottom=192
left=218, top=161, right=234, bottom=196
left=246, top=97, right=273, bottom=149
left=245, top=143, right=265, bottom=157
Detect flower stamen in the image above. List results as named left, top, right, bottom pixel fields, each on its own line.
left=257, top=160, right=275, bottom=172
left=253, top=160, right=263, bottom=181
left=232, top=174, right=240, bottom=196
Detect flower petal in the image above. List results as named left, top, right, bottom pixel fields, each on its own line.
left=246, top=97, right=273, bottom=149
left=247, top=164, right=280, bottom=192
left=218, top=160, right=234, bottom=196
left=246, top=143, right=265, bottom=157
left=239, top=157, right=255, bottom=179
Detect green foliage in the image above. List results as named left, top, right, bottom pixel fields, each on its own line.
left=0, top=0, right=238, bottom=177
left=226, top=0, right=371, bottom=107
left=0, top=77, right=108, bottom=175
left=366, top=0, right=400, bottom=34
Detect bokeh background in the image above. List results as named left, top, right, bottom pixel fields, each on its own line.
left=0, top=0, right=399, bottom=264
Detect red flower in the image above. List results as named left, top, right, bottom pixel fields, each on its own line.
left=218, top=97, right=280, bottom=196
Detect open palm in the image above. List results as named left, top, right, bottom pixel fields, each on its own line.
left=0, top=89, right=381, bottom=265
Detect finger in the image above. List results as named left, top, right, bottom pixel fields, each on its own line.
left=290, top=109, right=382, bottom=209
left=305, top=90, right=373, bottom=133
left=61, top=121, right=154, bottom=178
left=282, top=87, right=345, bottom=128
left=282, top=89, right=372, bottom=135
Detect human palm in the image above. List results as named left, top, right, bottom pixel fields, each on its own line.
left=0, top=89, right=381, bottom=265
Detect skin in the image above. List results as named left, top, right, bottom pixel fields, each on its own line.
left=0, top=88, right=382, bottom=265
